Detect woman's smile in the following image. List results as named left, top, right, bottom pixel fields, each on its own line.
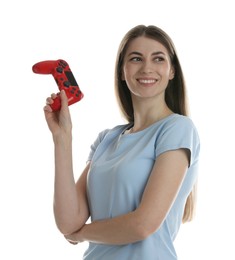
left=137, top=78, right=158, bottom=86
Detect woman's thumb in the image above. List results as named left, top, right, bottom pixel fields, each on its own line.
left=60, top=90, right=68, bottom=109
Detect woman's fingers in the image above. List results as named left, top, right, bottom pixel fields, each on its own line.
left=51, top=93, right=57, bottom=99
left=46, top=97, right=53, bottom=105
left=43, top=104, right=53, bottom=112
left=46, top=93, right=57, bottom=105
left=44, top=91, right=69, bottom=114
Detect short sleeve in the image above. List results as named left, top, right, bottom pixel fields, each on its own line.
left=154, top=116, right=200, bottom=167
left=87, top=129, right=110, bottom=162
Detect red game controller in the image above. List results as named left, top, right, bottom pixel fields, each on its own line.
left=32, top=59, right=84, bottom=111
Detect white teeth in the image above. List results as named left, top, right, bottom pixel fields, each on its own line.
left=138, top=79, right=156, bottom=83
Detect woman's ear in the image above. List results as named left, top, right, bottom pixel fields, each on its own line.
left=169, top=66, right=175, bottom=80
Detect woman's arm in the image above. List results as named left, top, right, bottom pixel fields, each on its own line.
left=65, top=148, right=189, bottom=245
left=53, top=158, right=90, bottom=235
left=44, top=91, right=90, bottom=235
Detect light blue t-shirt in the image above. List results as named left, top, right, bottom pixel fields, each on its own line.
left=84, top=114, right=200, bottom=260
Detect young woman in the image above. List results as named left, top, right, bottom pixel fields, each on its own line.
left=44, top=25, right=200, bottom=260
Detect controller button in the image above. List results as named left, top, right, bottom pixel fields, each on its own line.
left=59, top=60, right=67, bottom=67
left=76, top=90, right=81, bottom=97
left=63, top=81, right=70, bottom=87
left=56, top=67, right=63, bottom=73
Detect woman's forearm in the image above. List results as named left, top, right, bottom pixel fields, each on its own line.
left=53, top=134, right=81, bottom=234
left=72, top=210, right=150, bottom=245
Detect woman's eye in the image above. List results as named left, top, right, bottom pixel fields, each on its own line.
left=130, top=57, right=142, bottom=62
left=155, top=57, right=164, bottom=62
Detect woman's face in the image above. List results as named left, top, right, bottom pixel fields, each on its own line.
left=122, top=36, right=174, bottom=101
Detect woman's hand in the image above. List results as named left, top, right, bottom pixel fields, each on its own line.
left=44, top=90, right=72, bottom=139
left=64, top=227, right=85, bottom=245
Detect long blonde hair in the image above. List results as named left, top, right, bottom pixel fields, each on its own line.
left=114, top=25, right=196, bottom=223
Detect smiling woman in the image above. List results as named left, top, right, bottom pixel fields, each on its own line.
left=121, top=37, right=175, bottom=107
left=44, top=25, right=200, bottom=260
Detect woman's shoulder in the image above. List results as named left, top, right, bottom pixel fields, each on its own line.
left=162, top=114, right=197, bottom=130
left=153, top=114, right=200, bottom=143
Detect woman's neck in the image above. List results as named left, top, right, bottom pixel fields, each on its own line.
left=131, top=98, right=173, bottom=133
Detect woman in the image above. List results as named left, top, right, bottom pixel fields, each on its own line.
left=44, top=25, right=200, bottom=259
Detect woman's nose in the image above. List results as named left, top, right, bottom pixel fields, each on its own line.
left=140, top=60, right=154, bottom=74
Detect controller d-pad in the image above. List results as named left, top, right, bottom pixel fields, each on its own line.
left=70, top=88, right=76, bottom=94
left=69, top=87, right=76, bottom=94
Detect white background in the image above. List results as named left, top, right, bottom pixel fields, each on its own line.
left=1, top=0, right=234, bottom=259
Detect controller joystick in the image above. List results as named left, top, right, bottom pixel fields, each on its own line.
left=32, top=59, right=84, bottom=111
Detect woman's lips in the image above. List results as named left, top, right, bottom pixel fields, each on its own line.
left=137, top=78, right=158, bottom=85
left=138, top=79, right=157, bottom=83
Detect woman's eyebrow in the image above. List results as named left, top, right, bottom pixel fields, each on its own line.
left=152, top=51, right=166, bottom=56
left=127, top=51, right=142, bottom=56
left=127, top=51, right=166, bottom=56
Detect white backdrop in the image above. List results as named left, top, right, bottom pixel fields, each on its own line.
left=1, top=0, right=234, bottom=259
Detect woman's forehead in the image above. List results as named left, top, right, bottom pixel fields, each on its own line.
left=126, top=36, right=169, bottom=55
